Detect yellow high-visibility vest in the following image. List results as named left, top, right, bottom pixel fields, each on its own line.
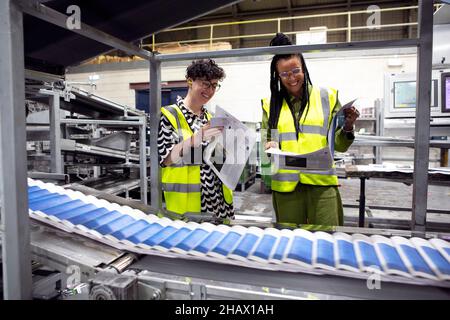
left=261, top=86, right=339, bottom=192
left=161, top=104, right=233, bottom=214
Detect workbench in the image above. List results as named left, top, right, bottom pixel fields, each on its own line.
left=344, top=165, right=450, bottom=228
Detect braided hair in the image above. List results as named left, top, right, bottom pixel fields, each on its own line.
left=268, top=33, right=312, bottom=134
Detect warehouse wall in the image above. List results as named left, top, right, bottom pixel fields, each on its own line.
left=66, top=68, right=149, bottom=108
left=66, top=50, right=418, bottom=123
left=66, top=50, right=450, bottom=166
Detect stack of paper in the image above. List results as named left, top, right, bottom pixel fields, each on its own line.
left=27, top=178, right=450, bottom=284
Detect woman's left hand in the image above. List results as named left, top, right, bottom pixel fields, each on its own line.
left=343, top=106, right=360, bottom=131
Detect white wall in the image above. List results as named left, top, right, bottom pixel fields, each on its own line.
left=207, top=60, right=271, bottom=122
left=211, top=53, right=417, bottom=122
left=66, top=52, right=418, bottom=123
left=67, top=69, right=149, bottom=107
left=306, top=55, right=417, bottom=107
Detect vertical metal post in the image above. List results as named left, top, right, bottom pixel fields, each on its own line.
left=152, top=34, right=155, bottom=52
left=49, top=92, right=62, bottom=173
left=375, top=99, right=383, bottom=164
left=347, top=12, right=352, bottom=42
left=0, top=0, right=32, bottom=299
left=92, top=125, right=100, bottom=178
left=149, top=56, right=162, bottom=212
left=412, top=0, right=433, bottom=232
left=139, top=117, right=148, bottom=205
left=358, top=177, right=366, bottom=227
left=408, top=9, right=414, bottom=39
left=209, top=25, right=214, bottom=50
left=439, top=149, right=448, bottom=167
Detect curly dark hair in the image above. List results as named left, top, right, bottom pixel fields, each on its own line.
left=186, top=59, right=225, bottom=82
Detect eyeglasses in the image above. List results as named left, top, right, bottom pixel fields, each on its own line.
left=201, top=81, right=221, bottom=92
left=279, top=67, right=302, bottom=79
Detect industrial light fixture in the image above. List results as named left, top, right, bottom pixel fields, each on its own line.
left=387, top=57, right=403, bottom=67
left=89, top=74, right=100, bottom=81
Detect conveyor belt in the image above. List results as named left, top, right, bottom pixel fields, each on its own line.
left=27, top=178, right=450, bottom=288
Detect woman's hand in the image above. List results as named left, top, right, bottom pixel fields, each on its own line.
left=343, top=106, right=360, bottom=131
left=265, top=141, right=279, bottom=150
left=192, top=122, right=223, bottom=147
left=202, top=123, right=224, bottom=141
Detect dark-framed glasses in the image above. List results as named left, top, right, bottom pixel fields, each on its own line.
left=279, top=67, right=302, bottom=79
left=201, top=81, right=221, bottom=92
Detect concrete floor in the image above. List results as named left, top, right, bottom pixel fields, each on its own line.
left=233, top=178, right=450, bottom=229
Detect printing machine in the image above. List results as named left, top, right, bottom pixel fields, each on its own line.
left=2, top=179, right=448, bottom=300
left=25, top=71, right=149, bottom=203
left=380, top=8, right=450, bottom=166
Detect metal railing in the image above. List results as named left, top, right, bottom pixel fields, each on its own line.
left=147, top=4, right=442, bottom=51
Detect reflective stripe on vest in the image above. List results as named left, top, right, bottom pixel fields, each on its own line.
left=302, top=125, right=327, bottom=135
left=302, top=168, right=337, bottom=176
left=320, top=87, right=331, bottom=132
left=279, top=132, right=297, bottom=142
left=279, top=127, right=327, bottom=142
left=168, top=162, right=198, bottom=167
left=162, top=183, right=201, bottom=193
left=272, top=172, right=299, bottom=182
left=164, top=105, right=184, bottom=140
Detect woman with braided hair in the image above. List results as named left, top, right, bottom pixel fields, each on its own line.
left=261, top=33, right=359, bottom=226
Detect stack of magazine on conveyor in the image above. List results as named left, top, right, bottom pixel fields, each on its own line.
left=27, top=178, right=450, bottom=285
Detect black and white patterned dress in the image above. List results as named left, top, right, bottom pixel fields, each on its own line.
left=158, top=97, right=234, bottom=219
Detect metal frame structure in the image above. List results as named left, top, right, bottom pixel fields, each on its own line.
left=1, top=0, right=152, bottom=299
left=46, top=90, right=63, bottom=173
left=0, top=0, right=33, bottom=300
left=26, top=82, right=149, bottom=204
left=0, top=0, right=436, bottom=299
left=149, top=56, right=162, bottom=210
left=149, top=1, right=433, bottom=234
left=57, top=111, right=148, bottom=203
left=412, top=1, right=434, bottom=232
left=149, top=4, right=442, bottom=50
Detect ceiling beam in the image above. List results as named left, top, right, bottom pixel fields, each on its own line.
left=286, top=0, right=294, bottom=33
left=18, top=0, right=151, bottom=60
left=156, top=38, right=419, bottom=62
left=287, top=0, right=293, bottom=14
left=231, top=3, right=242, bottom=48
left=193, top=0, right=415, bottom=22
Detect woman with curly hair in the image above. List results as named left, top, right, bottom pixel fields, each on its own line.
left=158, top=59, right=234, bottom=220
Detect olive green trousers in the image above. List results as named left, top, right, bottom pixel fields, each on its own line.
left=272, top=183, right=344, bottom=227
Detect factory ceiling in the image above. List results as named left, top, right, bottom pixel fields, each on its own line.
left=23, top=0, right=240, bottom=74
left=193, top=0, right=417, bottom=22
